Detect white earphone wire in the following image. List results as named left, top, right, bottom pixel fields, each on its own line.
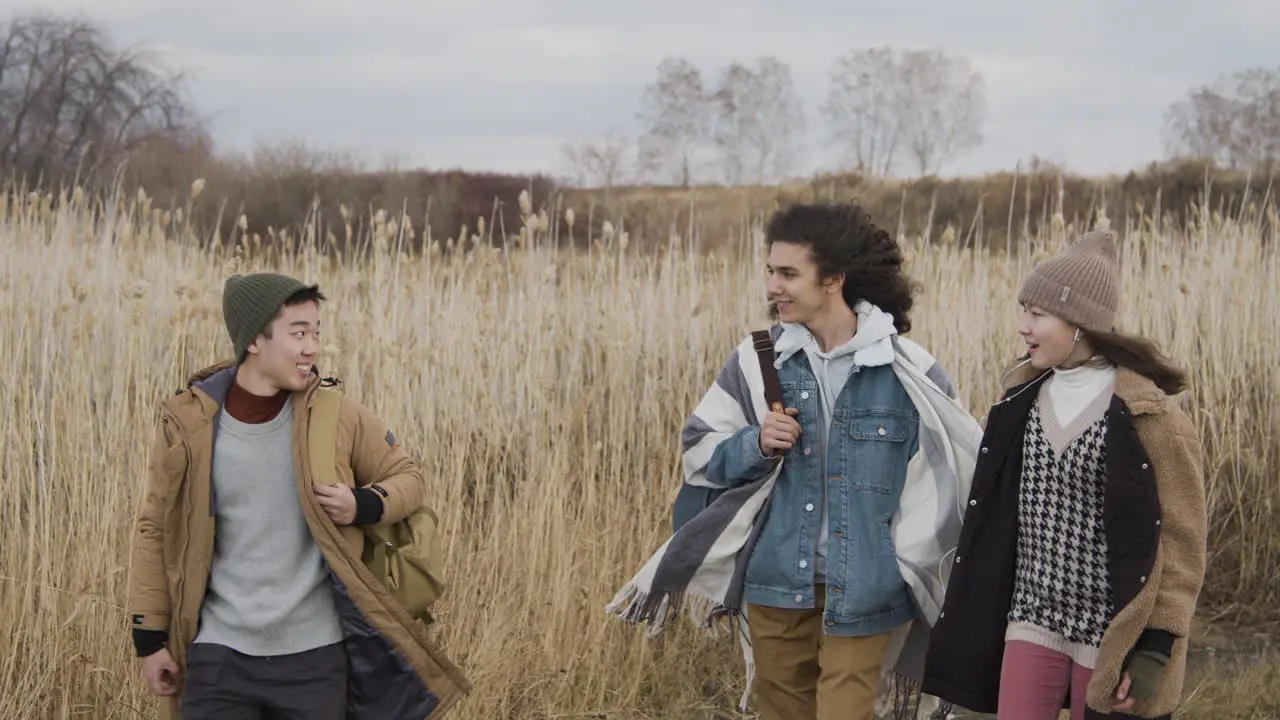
left=990, top=330, right=1083, bottom=410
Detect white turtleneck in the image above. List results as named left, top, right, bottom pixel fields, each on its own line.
left=1046, top=360, right=1117, bottom=427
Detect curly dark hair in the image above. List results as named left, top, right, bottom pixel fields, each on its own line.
left=765, top=201, right=917, bottom=333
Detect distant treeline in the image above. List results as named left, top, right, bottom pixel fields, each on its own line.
left=4, top=14, right=1274, bottom=254
left=561, top=159, right=1276, bottom=252
left=21, top=156, right=1276, bottom=254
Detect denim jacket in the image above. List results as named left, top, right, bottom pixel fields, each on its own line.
left=675, top=350, right=921, bottom=637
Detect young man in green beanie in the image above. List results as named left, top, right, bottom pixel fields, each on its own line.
left=126, top=272, right=469, bottom=719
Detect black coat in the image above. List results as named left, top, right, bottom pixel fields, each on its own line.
left=921, top=370, right=1180, bottom=719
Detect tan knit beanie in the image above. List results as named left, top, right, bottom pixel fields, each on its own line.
left=1017, top=229, right=1120, bottom=333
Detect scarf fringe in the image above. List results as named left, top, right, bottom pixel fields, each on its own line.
left=887, top=673, right=955, bottom=720
left=608, top=589, right=956, bottom=718
left=735, top=612, right=754, bottom=712
left=604, top=584, right=738, bottom=637
left=607, top=584, right=757, bottom=711
left=605, top=584, right=675, bottom=636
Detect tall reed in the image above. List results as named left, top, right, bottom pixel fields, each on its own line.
left=0, top=189, right=1274, bottom=718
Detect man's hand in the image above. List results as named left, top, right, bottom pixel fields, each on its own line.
left=759, top=407, right=801, bottom=457
left=315, top=484, right=357, bottom=525
left=141, top=648, right=180, bottom=696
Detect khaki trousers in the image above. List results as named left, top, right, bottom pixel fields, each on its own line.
left=747, top=585, right=894, bottom=720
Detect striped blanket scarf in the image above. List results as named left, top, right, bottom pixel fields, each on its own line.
left=606, top=315, right=982, bottom=717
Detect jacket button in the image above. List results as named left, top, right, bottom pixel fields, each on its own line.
left=1155, top=520, right=1161, bottom=526
left=955, top=556, right=962, bottom=563
left=805, top=503, right=814, bottom=512
left=939, top=611, right=945, bottom=619
left=804, top=447, right=812, bottom=455
left=795, top=594, right=804, bottom=603
left=878, top=426, right=886, bottom=435
left=1140, top=576, right=1147, bottom=583
left=799, top=560, right=808, bottom=569
left=1142, top=463, right=1149, bottom=470
left=801, top=391, right=810, bottom=399
left=981, top=447, right=989, bottom=454
left=969, top=499, right=977, bottom=506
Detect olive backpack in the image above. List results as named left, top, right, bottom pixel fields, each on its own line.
left=308, top=384, right=446, bottom=625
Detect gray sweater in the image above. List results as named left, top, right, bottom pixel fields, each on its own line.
left=193, top=401, right=344, bottom=655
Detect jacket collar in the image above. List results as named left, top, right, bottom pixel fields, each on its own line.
left=1001, top=359, right=1168, bottom=416
left=163, top=359, right=326, bottom=430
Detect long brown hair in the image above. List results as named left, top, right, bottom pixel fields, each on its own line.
left=1083, top=329, right=1188, bottom=396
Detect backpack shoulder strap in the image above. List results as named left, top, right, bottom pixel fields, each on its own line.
left=308, top=386, right=343, bottom=487
left=750, top=329, right=784, bottom=412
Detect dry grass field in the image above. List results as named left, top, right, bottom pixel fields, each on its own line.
left=1, top=186, right=1276, bottom=719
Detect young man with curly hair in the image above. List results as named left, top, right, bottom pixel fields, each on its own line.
left=665, top=203, right=977, bottom=720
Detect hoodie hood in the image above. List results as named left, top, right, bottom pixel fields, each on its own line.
left=773, top=300, right=899, bottom=368
left=186, top=360, right=235, bottom=387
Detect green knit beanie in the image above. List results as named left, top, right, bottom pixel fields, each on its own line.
left=222, top=272, right=319, bottom=363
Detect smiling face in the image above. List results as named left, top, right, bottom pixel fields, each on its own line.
left=242, top=299, right=321, bottom=393
left=766, top=241, right=842, bottom=325
left=1019, top=305, right=1094, bottom=370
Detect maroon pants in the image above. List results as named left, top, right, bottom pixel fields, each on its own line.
left=997, top=639, right=1174, bottom=720
left=998, top=640, right=1094, bottom=720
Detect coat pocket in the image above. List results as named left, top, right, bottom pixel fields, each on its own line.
left=842, top=411, right=912, bottom=494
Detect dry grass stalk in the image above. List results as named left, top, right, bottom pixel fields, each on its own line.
left=0, top=190, right=1275, bottom=718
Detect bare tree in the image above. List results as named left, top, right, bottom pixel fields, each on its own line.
left=711, top=62, right=753, bottom=186
left=900, top=50, right=984, bottom=176
left=823, top=47, right=985, bottom=177
left=242, top=138, right=365, bottom=177
left=636, top=57, right=710, bottom=186
left=711, top=56, right=804, bottom=185
left=822, top=47, right=903, bottom=176
left=1164, top=65, right=1280, bottom=170
left=559, top=130, right=630, bottom=190
left=0, top=14, right=203, bottom=188
left=1164, top=89, right=1237, bottom=166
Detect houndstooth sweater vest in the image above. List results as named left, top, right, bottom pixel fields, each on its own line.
left=1006, top=377, right=1115, bottom=667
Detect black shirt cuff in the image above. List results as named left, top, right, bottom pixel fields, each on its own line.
left=353, top=487, right=385, bottom=525
left=1132, top=628, right=1177, bottom=658
left=133, top=628, right=168, bottom=657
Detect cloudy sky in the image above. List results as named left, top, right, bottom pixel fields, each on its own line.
left=6, top=0, right=1274, bottom=180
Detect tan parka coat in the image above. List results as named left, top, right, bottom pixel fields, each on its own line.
left=127, top=361, right=470, bottom=718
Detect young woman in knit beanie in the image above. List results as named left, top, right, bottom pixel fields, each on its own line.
left=920, top=229, right=1208, bottom=720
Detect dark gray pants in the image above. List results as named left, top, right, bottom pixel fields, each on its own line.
left=181, top=642, right=347, bottom=720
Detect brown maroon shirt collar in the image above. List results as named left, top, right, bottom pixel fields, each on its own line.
left=225, top=379, right=289, bottom=424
